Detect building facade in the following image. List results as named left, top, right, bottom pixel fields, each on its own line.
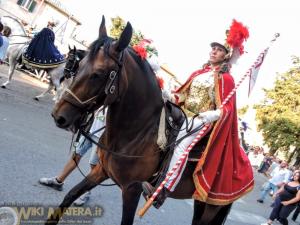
left=0, top=0, right=87, bottom=52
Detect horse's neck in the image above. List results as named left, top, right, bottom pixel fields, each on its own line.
left=106, top=62, right=163, bottom=146
left=78, top=50, right=86, bottom=59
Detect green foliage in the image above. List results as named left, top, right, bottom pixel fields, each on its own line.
left=109, top=16, right=145, bottom=47
left=109, top=16, right=126, bottom=40
left=255, top=56, right=300, bottom=156
left=109, top=16, right=158, bottom=57
left=131, top=30, right=144, bottom=46
left=238, top=106, right=249, bottom=116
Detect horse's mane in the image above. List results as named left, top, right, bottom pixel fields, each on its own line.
left=127, top=48, right=150, bottom=72
left=87, top=36, right=160, bottom=97
left=88, top=36, right=151, bottom=74
left=88, top=36, right=113, bottom=61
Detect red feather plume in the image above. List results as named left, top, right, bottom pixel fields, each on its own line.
left=226, top=19, right=249, bottom=55
left=156, top=76, right=164, bottom=89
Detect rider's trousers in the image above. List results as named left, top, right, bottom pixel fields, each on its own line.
left=165, top=117, right=204, bottom=191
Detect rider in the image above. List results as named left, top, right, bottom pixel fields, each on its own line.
left=23, top=20, right=64, bottom=68
left=142, top=20, right=254, bottom=208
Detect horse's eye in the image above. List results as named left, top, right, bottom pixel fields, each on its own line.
left=92, top=72, right=104, bottom=79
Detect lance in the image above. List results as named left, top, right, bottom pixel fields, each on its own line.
left=138, top=33, right=280, bottom=217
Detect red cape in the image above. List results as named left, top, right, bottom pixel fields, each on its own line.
left=175, top=67, right=254, bottom=205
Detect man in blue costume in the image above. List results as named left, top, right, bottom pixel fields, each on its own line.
left=23, top=21, right=64, bottom=68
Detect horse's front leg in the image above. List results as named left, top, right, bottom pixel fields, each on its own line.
left=45, top=164, right=108, bottom=225
left=34, top=81, right=54, bottom=101
left=53, top=78, right=71, bottom=103
left=120, top=182, right=142, bottom=225
left=1, top=60, right=16, bottom=88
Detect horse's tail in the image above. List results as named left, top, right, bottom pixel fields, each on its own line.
left=211, top=203, right=232, bottom=225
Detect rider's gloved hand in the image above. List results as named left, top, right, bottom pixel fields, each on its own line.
left=198, top=109, right=221, bottom=124
left=161, top=89, right=174, bottom=103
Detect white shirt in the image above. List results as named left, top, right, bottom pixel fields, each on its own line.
left=269, top=166, right=290, bottom=185
left=90, top=108, right=106, bottom=138
left=248, top=152, right=264, bottom=167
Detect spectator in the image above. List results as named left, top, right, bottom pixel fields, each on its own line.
left=39, top=108, right=106, bottom=206
left=248, top=146, right=264, bottom=169
left=0, top=22, right=3, bottom=47
left=257, top=161, right=290, bottom=203
left=0, top=26, right=11, bottom=63
left=268, top=158, right=282, bottom=176
left=261, top=171, right=300, bottom=225
left=292, top=202, right=300, bottom=221
left=258, top=154, right=273, bottom=177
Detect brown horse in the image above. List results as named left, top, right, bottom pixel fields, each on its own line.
left=49, top=16, right=231, bottom=225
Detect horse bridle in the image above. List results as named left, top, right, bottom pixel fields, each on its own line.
left=64, top=52, right=81, bottom=78
left=62, top=48, right=124, bottom=111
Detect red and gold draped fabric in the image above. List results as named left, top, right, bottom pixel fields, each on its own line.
left=174, top=67, right=254, bottom=205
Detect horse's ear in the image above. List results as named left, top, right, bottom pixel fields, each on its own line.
left=68, top=45, right=71, bottom=51
left=98, top=15, right=107, bottom=39
left=73, top=45, right=77, bottom=51
left=113, top=22, right=132, bottom=52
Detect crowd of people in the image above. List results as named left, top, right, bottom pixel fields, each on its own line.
left=246, top=146, right=300, bottom=225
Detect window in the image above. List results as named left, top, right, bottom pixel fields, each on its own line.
left=17, top=0, right=37, bottom=13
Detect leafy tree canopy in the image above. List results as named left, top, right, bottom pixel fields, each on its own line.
left=109, top=16, right=145, bottom=46
left=255, top=56, right=300, bottom=155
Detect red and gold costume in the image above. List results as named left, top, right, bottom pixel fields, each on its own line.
left=173, top=65, right=254, bottom=205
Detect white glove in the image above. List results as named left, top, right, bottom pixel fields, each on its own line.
left=161, top=89, right=173, bottom=103
left=198, top=109, right=221, bottom=124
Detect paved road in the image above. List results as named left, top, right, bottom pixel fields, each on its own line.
left=0, top=64, right=299, bottom=225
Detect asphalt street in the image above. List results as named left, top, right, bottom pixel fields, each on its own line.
left=0, top=64, right=299, bottom=225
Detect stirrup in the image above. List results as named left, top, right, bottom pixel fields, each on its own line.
left=142, top=182, right=169, bottom=209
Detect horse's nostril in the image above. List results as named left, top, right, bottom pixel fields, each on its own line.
left=56, top=116, right=66, bottom=126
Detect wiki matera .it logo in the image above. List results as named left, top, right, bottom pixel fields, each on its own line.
left=0, top=204, right=103, bottom=224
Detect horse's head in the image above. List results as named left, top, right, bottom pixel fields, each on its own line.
left=52, top=16, right=134, bottom=131
left=64, top=46, right=86, bottom=79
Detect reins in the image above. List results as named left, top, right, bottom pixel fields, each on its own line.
left=69, top=131, right=117, bottom=187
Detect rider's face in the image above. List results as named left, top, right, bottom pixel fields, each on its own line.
left=209, top=46, right=227, bottom=66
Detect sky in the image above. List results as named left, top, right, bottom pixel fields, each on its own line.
left=63, top=0, right=300, bottom=109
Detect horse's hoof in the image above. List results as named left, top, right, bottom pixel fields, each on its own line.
left=1, top=85, right=6, bottom=89
left=34, top=97, right=39, bottom=101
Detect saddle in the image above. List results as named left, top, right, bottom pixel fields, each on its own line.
left=149, top=101, right=209, bottom=186
left=164, top=100, right=207, bottom=161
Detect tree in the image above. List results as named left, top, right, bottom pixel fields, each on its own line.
left=109, top=16, right=126, bottom=40
left=255, top=56, right=300, bottom=158
left=109, top=16, right=144, bottom=46
left=238, top=106, right=249, bottom=117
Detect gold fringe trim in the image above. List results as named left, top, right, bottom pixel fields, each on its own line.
left=193, top=182, right=254, bottom=205
left=22, top=57, right=65, bottom=69
left=192, top=71, right=223, bottom=191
